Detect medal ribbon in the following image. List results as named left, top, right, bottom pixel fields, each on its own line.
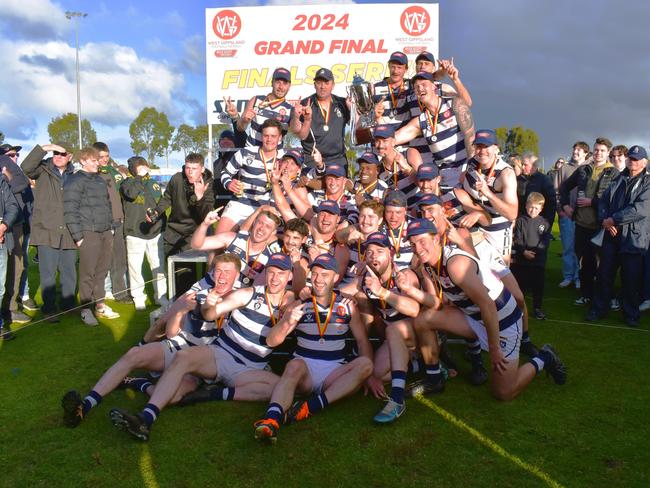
left=388, top=221, right=405, bottom=256
left=312, top=291, right=336, bottom=339
left=245, top=240, right=268, bottom=279
left=316, top=100, right=331, bottom=128
left=265, top=289, right=285, bottom=327
left=356, top=180, right=378, bottom=196
left=388, top=82, right=404, bottom=112
left=425, top=233, right=447, bottom=308
left=379, top=274, right=395, bottom=310
left=259, top=148, right=277, bottom=188
left=425, top=98, right=441, bottom=143
left=216, top=316, right=224, bottom=334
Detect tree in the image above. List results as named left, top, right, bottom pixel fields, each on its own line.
left=129, top=107, right=174, bottom=165
left=0, top=132, right=4, bottom=144
left=171, top=123, right=194, bottom=157
left=47, top=113, right=97, bottom=150
left=495, top=126, right=540, bottom=156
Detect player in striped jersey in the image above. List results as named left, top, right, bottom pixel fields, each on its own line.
left=218, top=119, right=285, bottom=232
left=462, top=129, right=519, bottom=263
left=61, top=254, right=240, bottom=429
left=381, top=190, right=414, bottom=271
left=340, top=232, right=420, bottom=423
left=227, top=67, right=293, bottom=149
left=404, top=219, right=566, bottom=401
left=109, top=253, right=295, bottom=441
left=371, top=51, right=413, bottom=133
left=373, top=125, right=420, bottom=207
left=395, top=71, right=475, bottom=191
left=336, top=199, right=384, bottom=285
left=253, top=253, right=375, bottom=443
left=191, top=209, right=282, bottom=288
left=352, top=152, right=388, bottom=205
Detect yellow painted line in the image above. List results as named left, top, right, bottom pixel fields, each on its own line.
left=140, top=445, right=160, bottom=488
left=416, top=397, right=565, bottom=488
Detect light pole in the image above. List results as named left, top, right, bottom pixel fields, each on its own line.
left=65, top=11, right=87, bottom=150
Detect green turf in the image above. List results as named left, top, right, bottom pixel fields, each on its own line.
left=1, top=239, right=648, bottom=487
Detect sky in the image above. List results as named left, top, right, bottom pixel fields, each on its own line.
left=1, top=0, right=649, bottom=170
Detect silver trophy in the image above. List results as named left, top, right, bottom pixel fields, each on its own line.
left=347, top=73, right=375, bottom=145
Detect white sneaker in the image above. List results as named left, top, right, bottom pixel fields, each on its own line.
left=80, top=308, right=99, bottom=327
left=610, top=298, right=621, bottom=311
left=558, top=279, right=572, bottom=288
left=639, top=300, right=650, bottom=312
left=96, top=304, right=120, bottom=319
left=104, top=291, right=115, bottom=301
left=134, top=299, right=147, bottom=311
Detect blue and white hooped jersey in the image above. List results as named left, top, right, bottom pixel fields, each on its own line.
left=417, top=97, right=468, bottom=189
left=377, top=160, right=419, bottom=207
left=352, top=178, right=389, bottom=203
left=308, top=190, right=359, bottom=225
left=380, top=219, right=414, bottom=271
left=226, top=231, right=281, bottom=288
left=215, top=285, right=280, bottom=368
left=341, top=240, right=365, bottom=285
left=363, top=270, right=409, bottom=325
left=463, top=157, right=513, bottom=232
left=406, top=82, right=451, bottom=164
left=294, top=291, right=352, bottom=362
left=245, top=96, right=293, bottom=148
left=440, top=188, right=471, bottom=226
left=373, top=79, right=414, bottom=133
left=432, top=246, right=521, bottom=331
left=221, top=147, right=284, bottom=205
left=164, top=283, right=219, bottom=352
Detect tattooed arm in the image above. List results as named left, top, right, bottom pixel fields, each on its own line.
left=453, top=97, right=475, bottom=157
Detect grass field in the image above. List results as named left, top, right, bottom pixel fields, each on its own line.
left=1, top=239, right=648, bottom=488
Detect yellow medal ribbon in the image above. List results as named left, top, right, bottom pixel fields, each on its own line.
left=265, top=289, right=285, bottom=327
left=311, top=291, right=336, bottom=340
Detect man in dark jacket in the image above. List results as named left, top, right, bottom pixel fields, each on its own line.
left=517, top=152, right=556, bottom=226
left=21, top=143, right=77, bottom=322
left=151, top=152, right=214, bottom=297
left=560, top=137, right=619, bottom=306
left=0, top=174, right=21, bottom=341
left=120, top=156, right=167, bottom=310
left=587, top=145, right=650, bottom=326
left=0, top=144, right=34, bottom=324
left=64, top=146, right=121, bottom=326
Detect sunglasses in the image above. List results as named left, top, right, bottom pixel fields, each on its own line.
left=53, top=151, right=68, bottom=156
left=6, top=153, right=18, bottom=158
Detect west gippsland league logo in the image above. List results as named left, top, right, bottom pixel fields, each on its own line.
left=400, top=6, right=430, bottom=36
left=212, top=9, right=241, bottom=40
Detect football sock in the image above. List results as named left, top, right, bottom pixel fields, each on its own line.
left=522, top=330, right=531, bottom=344
left=208, top=386, right=235, bottom=401
left=466, top=339, right=481, bottom=356
left=265, top=403, right=284, bottom=424
left=127, top=377, right=153, bottom=394
left=425, top=363, right=443, bottom=383
left=141, top=403, right=160, bottom=427
left=82, top=390, right=103, bottom=416
left=390, top=370, right=407, bottom=404
left=306, top=392, right=329, bottom=414
left=529, top=348, right=553, bottom=374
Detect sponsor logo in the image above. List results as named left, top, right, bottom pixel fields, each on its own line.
left=212, top=9, right=242, bottom=40
left=400, top=6, right=430, bottom=36
left=214, top=49, right=238, bottom=58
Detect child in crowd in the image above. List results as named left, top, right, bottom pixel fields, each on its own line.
left=511, top=192, right=551, bottom=320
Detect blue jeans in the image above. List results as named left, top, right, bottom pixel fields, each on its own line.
left=559, top=216, right=579, bottom=281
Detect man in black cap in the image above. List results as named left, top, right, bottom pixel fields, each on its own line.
left=225, top=67, right=293, bottom=149
left=587, top=145, right=650, bottom=327
left=372, top=51, right=413, bottom=134
left=290, top=67, right=351, bottom=169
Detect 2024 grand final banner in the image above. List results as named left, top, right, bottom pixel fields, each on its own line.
left=205, top=3, right=439, bottom=125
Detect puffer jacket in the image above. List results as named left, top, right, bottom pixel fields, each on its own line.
left=63, top=170, right=113, bottom=242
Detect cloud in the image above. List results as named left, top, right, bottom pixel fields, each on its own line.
left=179, top=34, right=204, bottom=74
left=0, top=39, right=184, bottom=132
left=0, top=0, right=71, bottom=40
left=0, top=102, right=39, bottom=140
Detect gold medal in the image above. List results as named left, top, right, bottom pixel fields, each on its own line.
left=323, top=125, right=329, bottom=132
